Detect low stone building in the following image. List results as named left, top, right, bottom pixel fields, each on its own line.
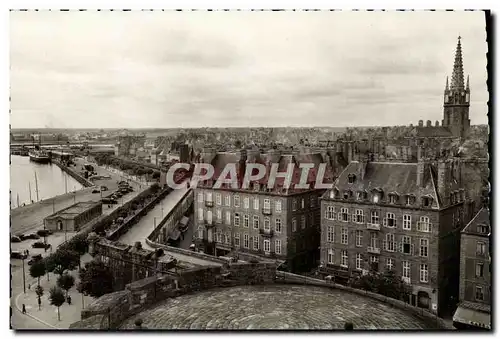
left=44, top=201, right=102, bottom=232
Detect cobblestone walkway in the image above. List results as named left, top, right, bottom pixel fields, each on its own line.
left=120, top=285, right=430, bottom=330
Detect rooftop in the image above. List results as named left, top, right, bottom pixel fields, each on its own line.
left=462, top=207, right=490, bottom=236
left=45, top=201, right=100, bottom=220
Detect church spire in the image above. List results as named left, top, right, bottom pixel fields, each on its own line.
left=450, top=36, right=465, bottom=90
left=445, top=76, right=449, bottom=91
left=466, top=75, right=470, bottom=90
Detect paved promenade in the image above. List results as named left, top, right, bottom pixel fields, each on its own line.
left=121, top=285, right=430, bottom=330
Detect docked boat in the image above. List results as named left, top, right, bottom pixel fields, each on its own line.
left=29, top=150, right=50, bottom=163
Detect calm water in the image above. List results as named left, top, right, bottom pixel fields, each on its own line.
left=10, top=155, right=83, bottom=208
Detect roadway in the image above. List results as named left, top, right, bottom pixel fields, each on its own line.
left=117, top=186, right=222, bottom=267
left=11, top=157, right=145, bottom=235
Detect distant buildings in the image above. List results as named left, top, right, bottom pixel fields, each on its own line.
left=453, top=207, right=491, bottom=329
left=114, top=135, right=146, bottom=158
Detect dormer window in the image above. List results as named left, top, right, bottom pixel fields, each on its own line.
left=405, top=195, right=415, bottom=205
left=388, top=194, right=399, bottom=204
left=357, top=190, right=367, bottom=201
left=477, top=224, right=490, bottom=234
left=371, top=188, right=383, bottom=204
left=343, top=190, right=353, bottom=200
left=422, top=196, right=432, bottom=208
left=348, top=174, right=356, bottom=184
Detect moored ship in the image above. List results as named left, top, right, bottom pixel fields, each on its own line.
left=29, top=149, right=50, bottom=163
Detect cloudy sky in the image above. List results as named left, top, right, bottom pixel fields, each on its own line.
left=10, top=10, right=488, bottom=129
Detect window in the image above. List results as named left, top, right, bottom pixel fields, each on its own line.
left=403, top=215, right=411, bottom=230
left=253, top=236, right=259, bottom=250
left=225, top=233, right=231, bottom=244
left=327, top=226, right=335, bottom=243
left=420, top=264, right=428, bottom=283
left=385, top=233, right=395, bottom=252
left=354, top=209, right=364, bottom=223
left=422, top=197, right=431, bottom=207
left=243, top=214, right=249, bottom=228
left=263, top=198, right=271, bottom=211
left=292, top=218, right=297, bottom=232
left=301, top=215, right=306, bottom=229
left=264, top=217, right=271, bottom=230
left=402, top=236, right=412, bottom=255
left=405, top=195, right=414, bottom=205
left=418, top=216, right=431, bottom=232
left=348, top=174, right=356, bottom=184
left=275, top=218, right=282, bottom=233
left=225, top=195, right=231, bottom=207
left=340, top=207, right=349, bottom=222
left=310, top=196, right=316, bottom=207
left=385, top=213, right=396, bottom=227
left=389, top=194, right=398, bottom=204
left=402, top=261, right=410, bottom=279
left=356, top=253, right=362, bottom=270
left=477, top=225, right=489, bottom=234
left=198, top=208, right=204, bottom=221
left=234, top=195, right=240, bottom=207
left=216, top=209, right=222, bottom=223
left=386, top=258, right=394, bottom=271
left=206, top=210, right=213, bottom=224
left=197, top=227, right=204, bottom=239
left=370, top=232, right=378, bottom=249
left=477, top=242, right=486, bottom=255
left=253, top=198, right=259, bottom=210
left=371, top=210, right=379, bottom=225
left=225, top=211, right=231, bottom=225
left=328, top=249, right=334, bottom=264
left=475, top=286, right=484, bottom=301
left=244, top=197, right=250, bottom=209
left=243, top=234, right=249, bottom=248
left=263, top=239, right=271, bottom=253
left=476, top=263, right=484, bottom=278
left=275, top=200, right=282, bottom=212
left=253, top=216, right=259, bottom=229
left=370, top=255, right=379, bottom=263
left=234, top=233, right=240, bottom=247
left=275, top=239, right=282, bottom=255
left=301, top=199, right=305, bottom=209
left=355, top=230, right=363, bottom=247
left=292, top=199, right=297, bottom=211
left=372, top=193, right=381, bottom=204
left=216, top=193, right=222, bottom=205
left=216, top=230, right=223, bottom=243
left=357, top=191, right=367, bottom=201
left=420, top=239, right=428, bottom=257
left=325, top=206, right=336, bottom=220
left=343, top=190, right=353, bottom=200
left=206, top=192, right=213, bottom=202
left=234, top=213, right=240, bottom=227
left=197, top=192, right=203, bottom=203
left=341, top=250, right=348, bottom=267
left=341, top=228, right=348, bottom=245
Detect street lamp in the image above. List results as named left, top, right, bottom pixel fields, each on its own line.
left=22, top=255, right=26, bottom=294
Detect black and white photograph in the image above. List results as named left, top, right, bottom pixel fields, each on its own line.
left=8, top=9, right=491, bottom=331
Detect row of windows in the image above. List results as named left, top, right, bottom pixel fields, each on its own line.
left=199, top=229, right=282, bottom=254
left=325, top=228, right=430, bottom=256
left=326, top=250, right=430, bottom=283
left=324, top=207, right=433, bottom=232
left=197, top=192, right=318, bottom=211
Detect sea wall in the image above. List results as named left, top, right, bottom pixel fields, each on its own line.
left=53, top=160, right=94, bottom=187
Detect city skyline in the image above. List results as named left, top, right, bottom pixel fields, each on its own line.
left=10, top=10, right=489, bottom=129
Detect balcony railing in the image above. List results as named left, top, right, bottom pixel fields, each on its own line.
left=259, top=228, right=274, bottom=237
left=367, top=247, right=381, bottom=254
left=205, top=200, right=214, bottom=207
left=262, top=207, right=272, bottom=215
left=366, top=223, right=381, bottom=231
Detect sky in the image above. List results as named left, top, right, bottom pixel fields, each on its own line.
left=9, top=10, right=489, bottom=129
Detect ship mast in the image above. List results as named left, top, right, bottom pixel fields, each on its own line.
left=28, top=181, right=32, bottom=203
left=34, top=171, right=39, bottom=202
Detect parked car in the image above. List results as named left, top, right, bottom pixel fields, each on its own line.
left=102, top=198, right=118, bottom=205
left=92, top=189, right=100, bottom=194
left=36, top=229, right=53, bottom=237
left=10, top=236, right=22, bottom=243
left=114, top=192, right=123, bottom=198
left=100, top=186, right=108, bottom=191
left=10, top=251, right=27, bottom=260
left=26, top=233, right=40, bottom=240
left=28, top=254, right=43, bottom=265
left=32, top=242, right=51, bottom=250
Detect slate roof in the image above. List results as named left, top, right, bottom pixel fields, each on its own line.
left=325, top=161, right=439, bottom=208
left=462, top=207, right=490, bottom=236
left=410, top=126, right=454, bottom=138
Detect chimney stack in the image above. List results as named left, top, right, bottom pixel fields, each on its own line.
left=426, top=120, right=432, bottom=127
left=418, top=120, right=424, bottom=127
left=416, top=146, right=426, bottom=187
left=435, top=120, right=440, bottom=127
left=438, top=159, right=451, bottom=205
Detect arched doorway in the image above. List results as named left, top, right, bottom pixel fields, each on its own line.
left=417, top=291, right=430, bottom=309
left=57, top=220, right=63, bottom=231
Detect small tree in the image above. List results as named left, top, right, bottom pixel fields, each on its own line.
left=78, top=260, right=114, bottom=298
left=29, top=260, right=46, bottom=287
left=51, top=249, right=80, bottom=277
left=57, top=273, right=75, bottom=297
left=35, top=285, right=44, bottom=310
left=45, top=256, right=56, bottom=281
left=49, top=286, right=66, bottom=321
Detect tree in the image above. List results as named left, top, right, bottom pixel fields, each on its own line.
left=45, top=256, right=56, bottom=281
left=57, top=273, right=75, bottom=297
left=49, top=286, right=66, bottom=321
left=35, top=285, right=44, bottom=310
left=78, top=260, right=114, bottom=298
left=51, top=249, right=80, bottom=277
left=29, top=260, right=46, bottom=287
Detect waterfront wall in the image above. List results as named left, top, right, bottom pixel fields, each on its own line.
left=70, top=261, right=276, bottom=329
left=275, top=271, right=453, bottom=330
left=53, top=160, right=94, bottom=187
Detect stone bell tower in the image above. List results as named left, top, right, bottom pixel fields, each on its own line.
left=442, top=36, right=471, bottom=139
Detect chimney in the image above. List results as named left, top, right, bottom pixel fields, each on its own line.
left=418, top=120, right=424, bottom=127
left=426, top=120, right=432, bottom=127
left=435, top=120, right=440, bottom=127
left=360, top=154, right=368, bottom=180
left=437, top=159, right=451, bottom=205
left=347, top=142, right=354, bottom=163
left=416, top=146, right=426, bottom=187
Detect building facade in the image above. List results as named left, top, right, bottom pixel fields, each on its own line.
left=453, top=207, right=491, bottom=329
left=193, top=148, right=333, bottom=272
left=44, top=201, right=102, bottom=232
left=319, top=146, right=469, bottom=316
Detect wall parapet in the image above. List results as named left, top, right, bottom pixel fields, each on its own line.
left=53, top=160, right=95, bottom=187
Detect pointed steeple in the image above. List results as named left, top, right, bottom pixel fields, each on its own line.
left=466, top=75, right=470, bottom=90
left=445, top=76, right=449, bottom=91
left=450, top=36, right=465, bottom=90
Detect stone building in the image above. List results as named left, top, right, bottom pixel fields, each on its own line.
left=319, top=145, right=471, bottom=316
left=453, top=207, right=491, bottom=329
left=44, top=201, right=102, bottom=232
left=193, top=148, right=334, bottom=272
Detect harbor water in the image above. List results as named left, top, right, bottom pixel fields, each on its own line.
left=10, top=155, right=84, bottom=209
